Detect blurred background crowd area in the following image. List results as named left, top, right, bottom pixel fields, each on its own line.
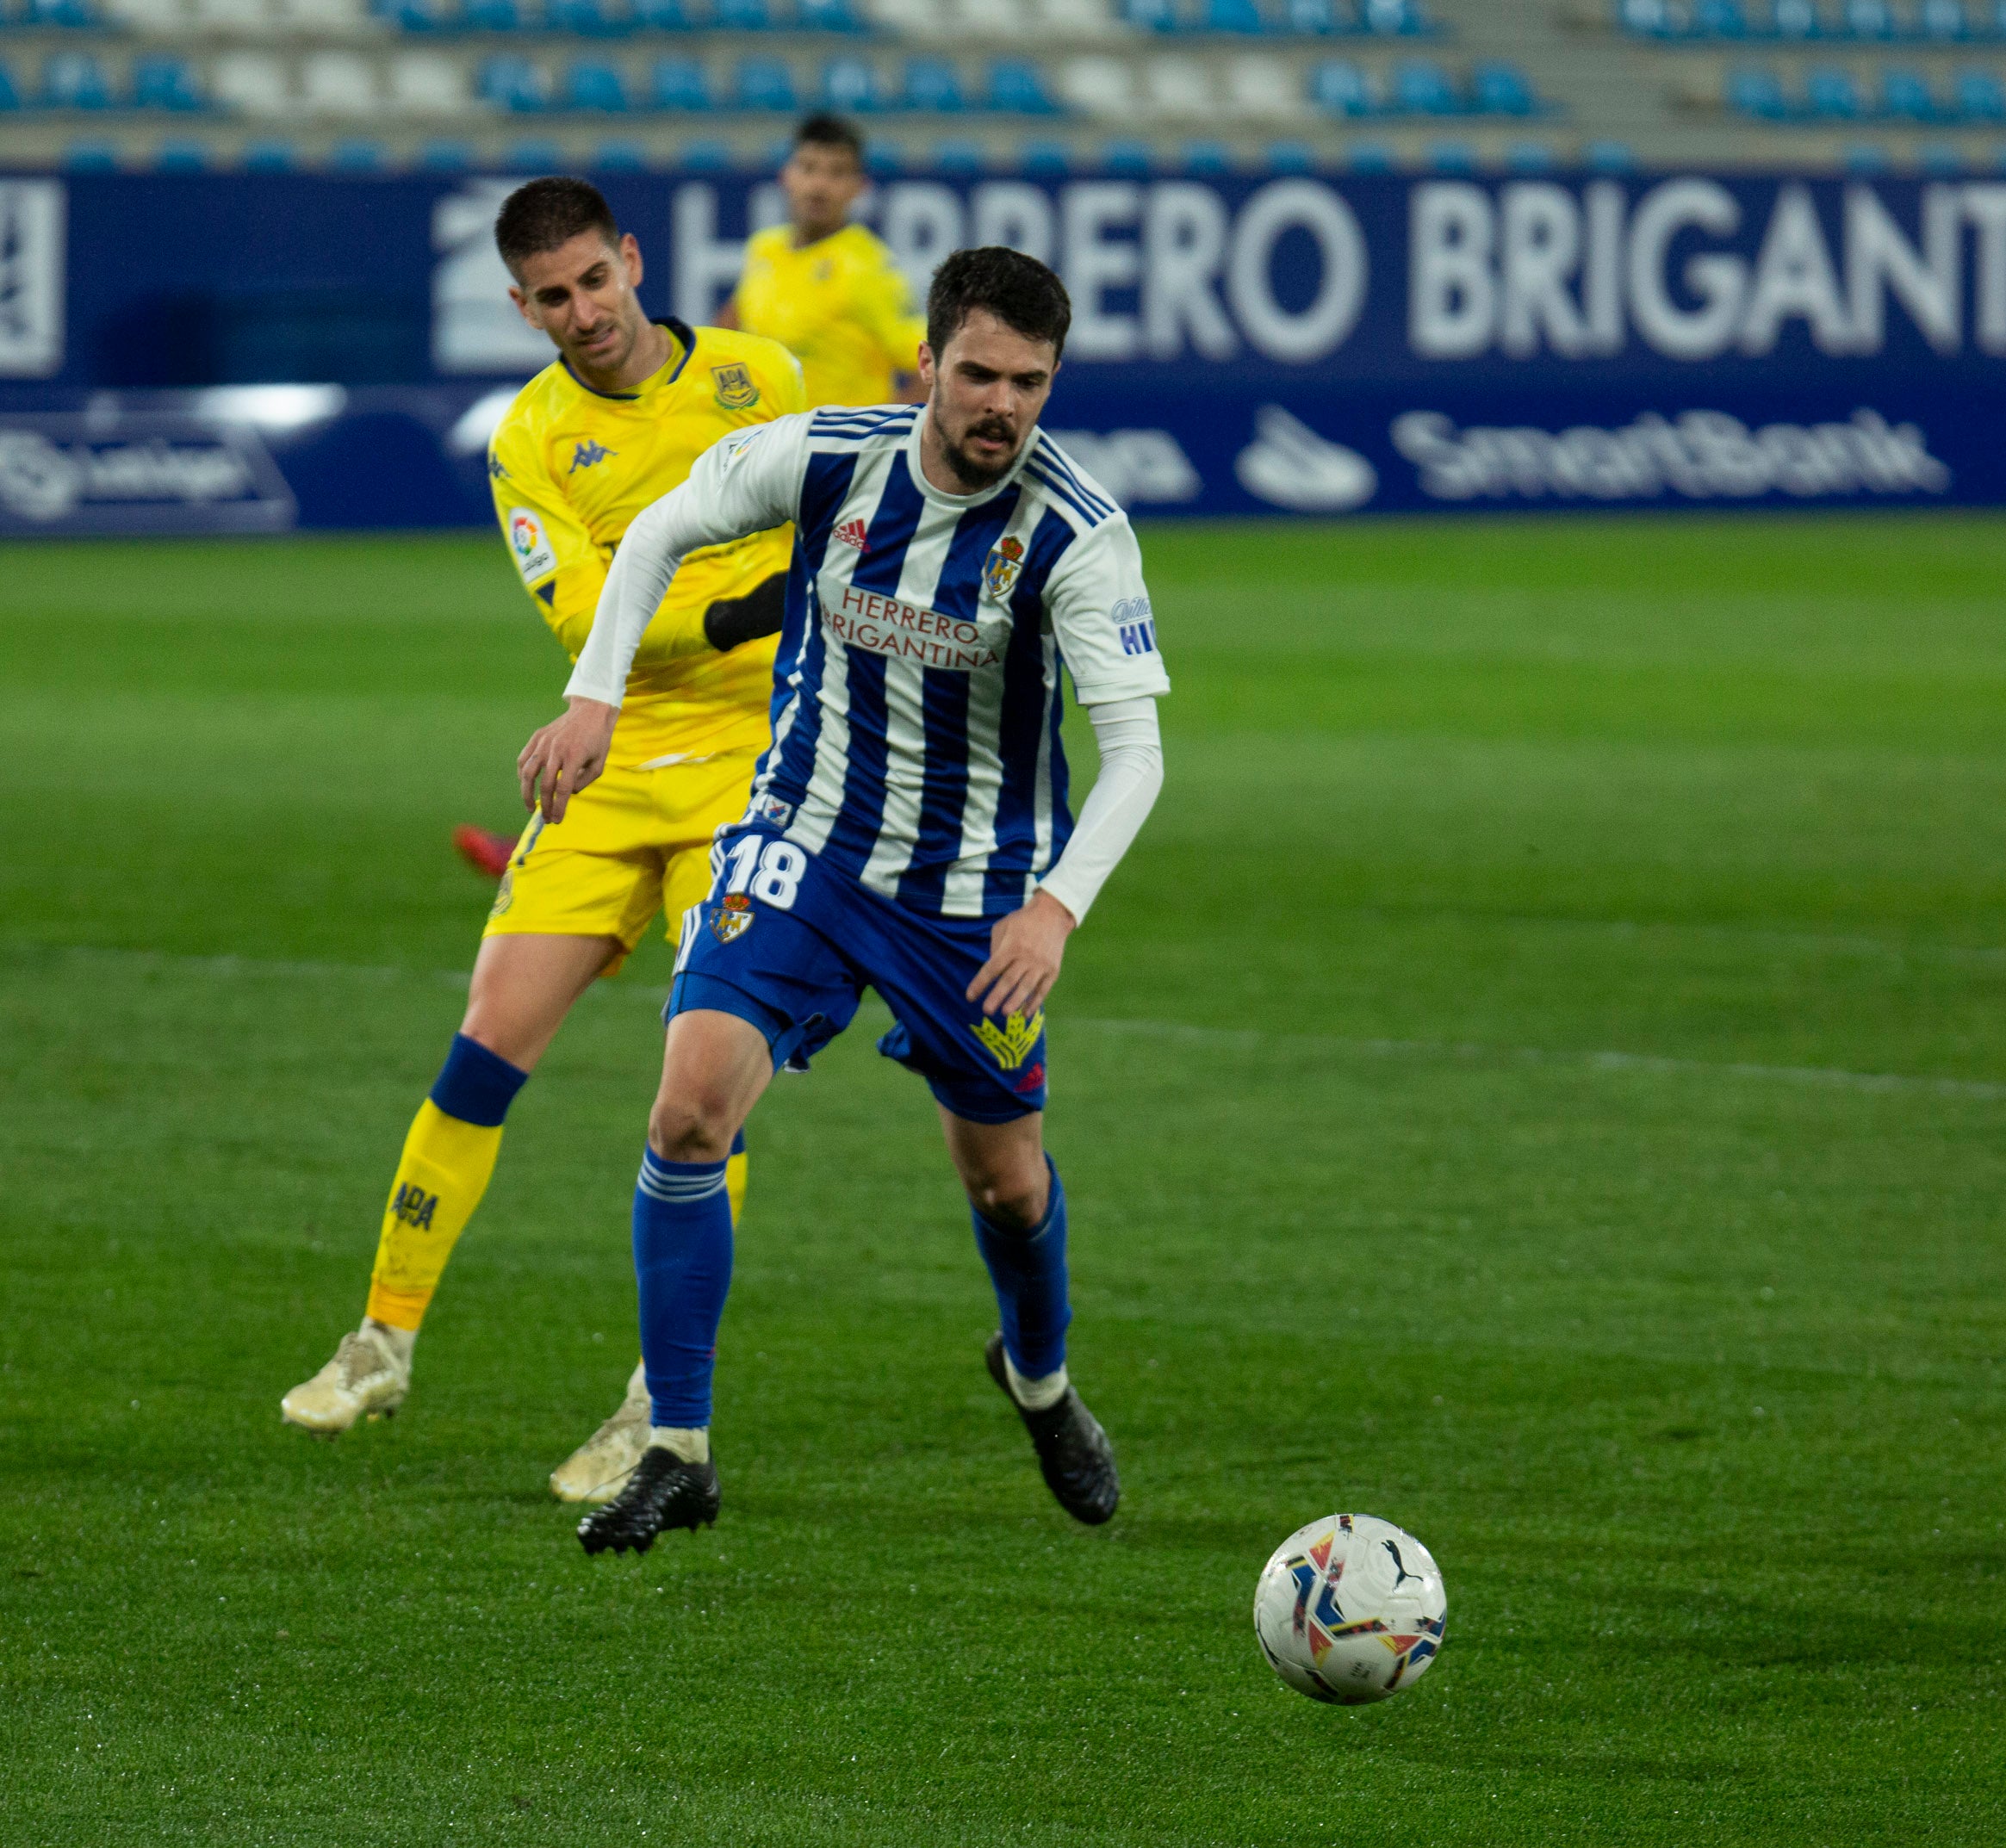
left=10, top=0, right=2006, bottom=179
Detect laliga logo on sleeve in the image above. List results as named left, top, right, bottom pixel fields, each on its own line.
left=982, top=534, right=1025, bottom=602
left=508, top=505, right=557, bottom=584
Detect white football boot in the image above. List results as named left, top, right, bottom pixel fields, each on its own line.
left=280, top=1322, right=413, bottom=1435
left=550, top=1361, right=649, bottom=1504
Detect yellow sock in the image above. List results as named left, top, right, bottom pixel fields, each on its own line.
left=364, top=1100, right=505, bottom=1331
left=725, top=1146, right=748, bottom=1226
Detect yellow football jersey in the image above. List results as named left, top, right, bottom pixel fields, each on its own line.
left=487, top=319, right=805, bottom=768
left=732, top=222, right=927, bottom=409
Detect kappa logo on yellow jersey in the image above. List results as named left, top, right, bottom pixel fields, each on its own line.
left=711, top=363, right=760, bottom=410
left=568, top=438, right=616, bottom=474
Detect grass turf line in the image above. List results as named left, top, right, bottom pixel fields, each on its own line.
left=2, top=519, right=2003, bottom=1845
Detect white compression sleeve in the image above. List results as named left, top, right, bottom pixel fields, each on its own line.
left=1036, top=697, right=1164, bottom=925
left=562, top=483, right=703, bottom=708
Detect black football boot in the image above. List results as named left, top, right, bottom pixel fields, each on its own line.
left=576, top=1445, right=721, bottom=1556
left=984, top=1333, right=1120, bottom=1526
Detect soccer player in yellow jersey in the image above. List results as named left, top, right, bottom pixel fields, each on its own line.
left=281, top=177, right=804, bottom=1504
left=724, top=114, right=928, bottom=409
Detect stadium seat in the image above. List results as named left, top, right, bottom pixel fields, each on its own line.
left=62, top=140, right=120, bottom=169
left=1725, top=65, right=1790, bottom=117
left=679, top=133, right=730, bottom=166
left=800, top=0, right=863, bottom=25
left=550, top=0, right=630, bottom=33
left=1020, top=137, right=1071, bottom=174
left=1506, top=138, right=1556, bottom=169
left=478, top=53, right=547, bottom=109
left=417, top=137, right=475, bottom=166
left=0, top=64, right=19, bottom=112
left=651, top=58, right=711, bottom=108
left=1059, top=54, right=1130, bottom=113
left=1769, top=0, right=1821, bottom=39
left=987, top=58, right=1059, bottom=113
left=1104, top=136, right=1152, bottom=174
left=1585, top=137, right=1637, bottom=167
left=1311, top=59, right=1375, bottom=115
left=24, top=0, right=103, bottom=25
left=1956, top=66, right=2006, bottom=118
left=1180, top=136, right=1230, bottom=171
left=1881, top=67, right=1940, bottom=119
left=1471, top=59, right=1537, bottom=115
left=388, top=50, right=468, bottom=111
left=1264, top=138, right=1313, bottom=170
left=504, top=136, right=562, bottom=169
left=1919, top=0, right=1971, bottom=39
left=715, top=0, right=772, bottom=26
left=132, top=53, right=206, bottom=109
left=864, top=136, right=902, bottom=173
left=155, top=139, right=210, bottom=171
left=822, top=55, right=884, bottom=109
left=212, top=51, right=289, bottom=115
left=735, top=56, right=797, bottom=109
left=1841, top=0, right=1896, bottom=36
left=1121, top=0, right=1177, bottom=30
left=592, top=138, right=648, bottom=167
left=1227, top=53, right=1303, bottom=117
left=463, top=0, right=520, bottom=28
left=1144, top=55, right=1210, bottom=111
left=1425, top=138, right=1475, bottom=171
left=42, top=51, right=112, bottom=108
left=1920, top=139, right=1967, bottom=169
left=1616, top=0, right=1678, bottom=35
left=1841, top=140, right=1890, bottom=169
left=932, top=135, right=984, bottom=172
left=1346, top=139, right=1393, bottom=169
left=328, top=137, right=387, bottom=167
left=393, top=0, right=454, bottom=30
left=243, top=139, right=301, bottom=169
left=1804, top=65, right=1864, bottom=115
left=1691, top=0, right=1748, bottom=37
left=1205, top=0, right=1265, bottom=31
left=1282, top=0, right=1338, bottom=32
left=1361, top=0, right=1425, bottom=34
left=565, top=59, right=629, bottom=109
left=902, top=55, right=962, bottom=110
left=1390, top=58, right=1458, bottom=113
left=634, top=0, right=692, bottom=24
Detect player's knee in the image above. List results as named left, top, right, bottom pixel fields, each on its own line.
left=648, top=1087, right=738, bottom=1164
left=960, top=1160, right=1046, bottom=1233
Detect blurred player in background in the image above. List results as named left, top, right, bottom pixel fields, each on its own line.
left=283, top=177, right=804, bottom=1507
left=452, top=114, right=923, bottom=884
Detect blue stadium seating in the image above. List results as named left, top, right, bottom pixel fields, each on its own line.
left=1725, top=65, right=1789, bottom=116
left=1585, top=138, right=1638, bottom=168
left=1919, top=0, right=1971, bottom=39
left=1021, top=138, right=1071, bottom=176
left=1312, top=59, right=1375, bottom=114
left=1805, top=65, right=1865, bottom=115
left=0, top=63, right=20, bottom=109
left=735, top=55, right=797, bottom=109
left=798, top=0, right=864, bottom=28
left=62, top=140, right=119, bottom=169
left=1470, top=59, right=1538, bottom=114
left=1692, top=0, right=1749, bottom=38
left=42, top=50, right=111, bottom=109
left=394, top=0, right=451, bottom=28
left=479, top=55, right=548, bottom=109
left=1283, top=0, right=1341, bottom=32
left=504, top=138, right=563, bottom=171
left=1361, top=0, right=1429, bottom=34
left=1506, top=138, right=1557, bottom=169
left=329, top=139, right=388, bottom=169
left=1121, top=0, right=1177, bottom=30
left=1105, top=137, right=1153, bottom=175
left=635, top=0, right=694, bottom=26
left=244, top=140, right=302, bottom=171
left=932, top=136, right=984, bottom=173
left=1770, top=0, right=1822, bottom=38
left=592, top=139, right=649, bottom=167
left=679, top=134, right=731, bottom=167
left=1180, top=137, right=1230, bottom=171
left=1957, top=65, right=2006, bottom=116
left=463, top=0, right=523, bottom=29
left=1843, top=0, right=1896, bottom=38
left=1389, top=58, right=1458, bottom=112
left=565, top=59, right=630, bottom=109
left=1346, top=140, right=1393, bottom=169
left=550, top=0, right=630, bottom=35
left=1205, top=0, right=1265, bottom=31
left=1880, top=65, right=1940, bottom=118
left=863, top=137, right=901, bottom=173
left=155, top=139, right=209, bottom=171
left=1425, top=137, right=1475, bottom=171
left=821, top=53, right=884, bottom=110
left=715, top=0, right=773, bottom=28
left=986, top=58, right=1059, bottom=114
left=1625, top=0, right=2006, bottom=40
left=132, top=53, right=205, bottom=110
left=902, top=55, right=962, bottom=111
left=1617, top=0, right=1679, bottom=35
left=22, top=0, right=102, bottom=27
left=652, top=56, right=712, bottom=109
left=1264, top=138, right=1314, bottom=170
left=416, top=139, right=474, bottom=168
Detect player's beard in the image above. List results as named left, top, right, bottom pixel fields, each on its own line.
left=937, top=413, right=1023, bottom=492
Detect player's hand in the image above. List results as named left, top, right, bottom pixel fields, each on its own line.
left=966, top=890, right=1077, bottom=1020
left=517, top=697, right=618, bottom=823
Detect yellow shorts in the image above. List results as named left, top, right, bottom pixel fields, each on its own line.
left=484, top=747, right=757, bottom=969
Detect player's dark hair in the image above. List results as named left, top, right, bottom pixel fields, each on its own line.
left=792, top=113, right=865, bottom=164
left=494, top=177, right=621, bottom=276
left=925, top=247, right=1071, bottom=363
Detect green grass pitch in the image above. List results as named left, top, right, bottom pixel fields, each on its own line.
left=3, top=516, right=2003, bottom=1845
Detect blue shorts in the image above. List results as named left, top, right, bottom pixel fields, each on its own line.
left=667, top=827, right=1049, bottom=1125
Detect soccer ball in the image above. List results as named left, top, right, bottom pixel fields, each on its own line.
left=1252, top=1512, right=1447, bottom=1705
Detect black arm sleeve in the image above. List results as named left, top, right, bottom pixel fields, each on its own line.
left=701, top=571, right=788, bottom=653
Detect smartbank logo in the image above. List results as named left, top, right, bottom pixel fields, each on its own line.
left=1390, top=407, right=1951, bottom=505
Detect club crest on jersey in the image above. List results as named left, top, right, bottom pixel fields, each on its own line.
left=834, top=517, right=870, bottom=553
left=973, top=1008, right=1044, bottom=1071
left=710, top=892, right=755, bottom=944
left=756, top=794, right=794, bottom=828
left=506, top=506, right=556, bottom=586
left=982, top=534, right=1026, bottom=602
left=711, top=363, right=760, bottom=410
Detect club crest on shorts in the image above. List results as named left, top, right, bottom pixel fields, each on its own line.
left=711, top=363, right=760, bottom=410
left=982, top=534, right=1026, bottom=603
left=972, top=1008, right=1043, bottom=1070
left=710, top=891, right=755, bottom=944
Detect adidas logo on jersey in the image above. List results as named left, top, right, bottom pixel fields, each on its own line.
left=834, top=518, right=870, bottom=553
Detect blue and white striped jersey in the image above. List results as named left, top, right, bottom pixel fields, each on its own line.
left=585, top=403, right=1171, bottom=921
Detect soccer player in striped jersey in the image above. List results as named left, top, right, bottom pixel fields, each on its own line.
left=517, top=248, right=1170, bottom=1554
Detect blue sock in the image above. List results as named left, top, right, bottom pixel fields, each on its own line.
left=971, top=1157, right=1071, bottom=1380
left=633, top=1149, right=735, bottom=1428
